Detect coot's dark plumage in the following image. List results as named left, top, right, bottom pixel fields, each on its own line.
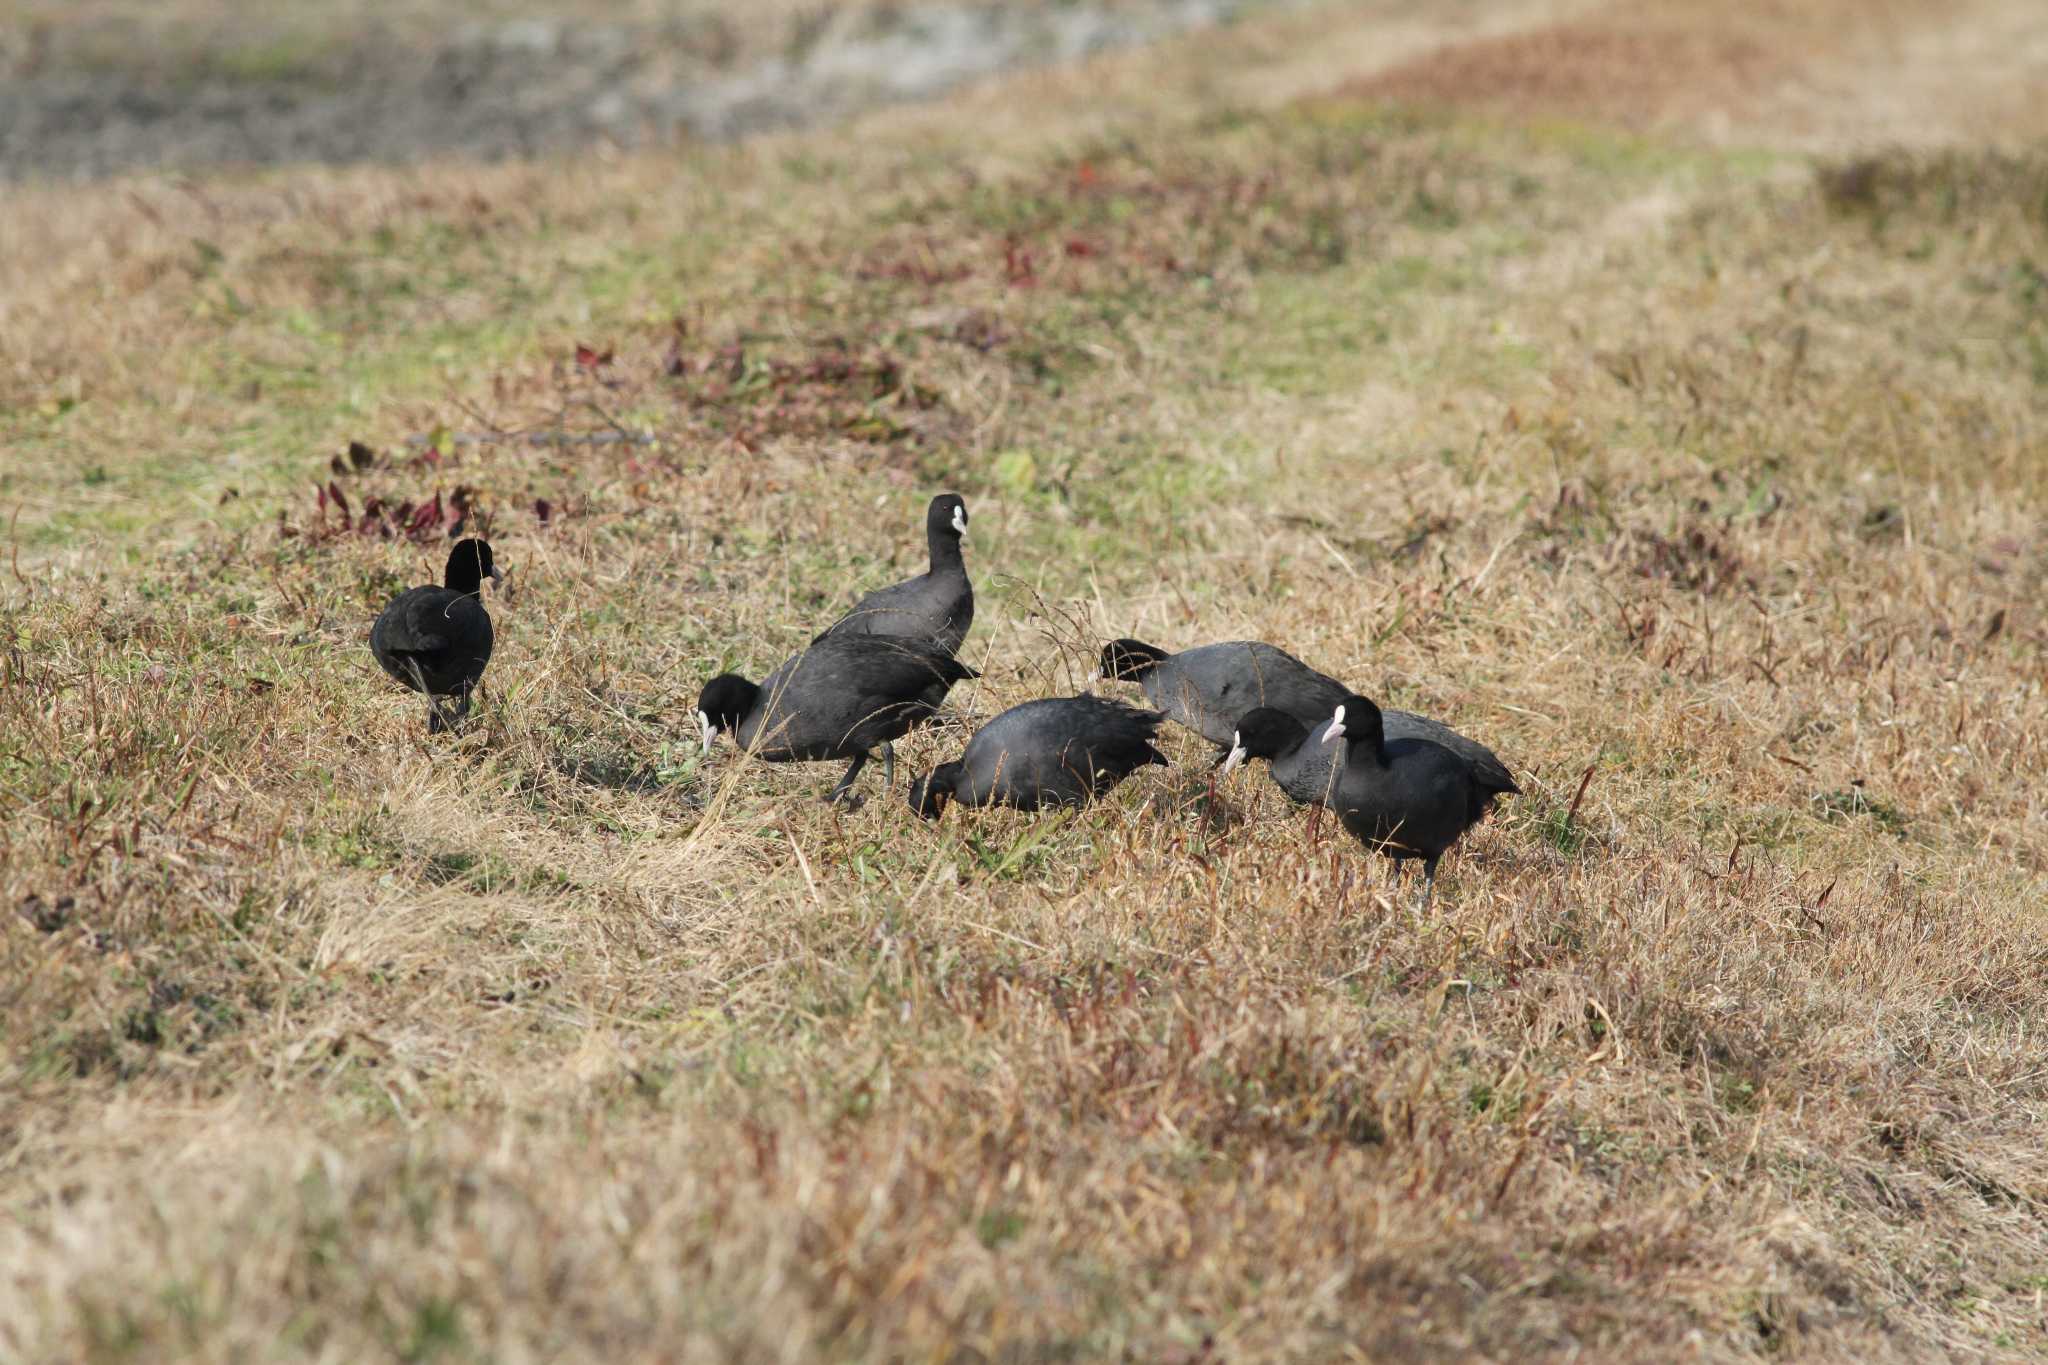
left=1321, top=694, right=1477, bottom=911
left=1218, top=707, right=1338, bottom=807
left=1099, top=637, right=1518, bottom=820
left=907, top=696, right=1167, bottom=819
left=698, top=634, right=977, bottom=803
left=369, top=538, right=502, bottom=734
left=817, top=493, right=973, bottom=654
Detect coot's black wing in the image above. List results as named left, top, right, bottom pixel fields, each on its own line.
left=1150, top=641, right=1348, bottom=744
left=1059, top=695, right=1170, bottom=784
left=370, top=586, right=492, bottom=696
left=755, top=635, right=977, bottom=758
left=816, top=569, right=973, bottom=654
left=1381, top=709, right=1517, bottom=819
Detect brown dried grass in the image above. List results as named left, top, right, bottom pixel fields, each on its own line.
left=5, top=2, right=2048, bottom=1362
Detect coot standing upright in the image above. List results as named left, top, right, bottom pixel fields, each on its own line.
left=817, top=493, right=973, bottom=654
left=1099, top=637, right=1518, bottom=820
left=907, top=695, right=1168, bottom=818
left=369, top=538, right=503, bottom=734
left=1320, top=694, right=1477, bottom=912
left=698, top=634, right=977, bottom=803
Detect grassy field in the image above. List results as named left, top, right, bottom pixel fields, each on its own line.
left=5, top=0, right=2048, bottom=1359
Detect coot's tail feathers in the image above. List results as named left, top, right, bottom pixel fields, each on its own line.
left=1468, top=755, right=1518, bottom=797
left=1465, top=769, right=1523, bottom=824
left=1070, top=695, right=1166, bottom=740
left=855, top=636, right=979, bottom=683
left=1063, top=697, right=1168, bottom=774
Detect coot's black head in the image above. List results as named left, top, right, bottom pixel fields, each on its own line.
left=906, top=762, right=963, bottom=820
left=1320, top=694, right=1385, bottom=753
left=444, top=538, right=503, bottom=595
left=695, top=674, right=758, bottom=752
left=1220, top=707, right=1310, bottom=775
left=1097, top=638, right=1169, bottom=682
left=926, top=493, right=969, bottom=545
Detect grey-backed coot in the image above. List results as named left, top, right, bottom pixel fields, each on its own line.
left=1099, top=637, right=1518, bottom=819
left=1218, top=706, right=1337, bottom=807
left=1321, top=694, right=1476, bottom=911
left=817, top=493, right=973, bottom=653
left=907, top=695, right=1167, bottom=819
left=369, top=538, right=503, bottom=734
left=698, top=634, right=977, bottom=803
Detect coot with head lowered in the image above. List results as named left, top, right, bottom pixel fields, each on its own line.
left=698, top=634, right=977, bottom=804
left=1100, top=637, right=1517, bottom=819
left=907, top=695, right=1167, bottom=819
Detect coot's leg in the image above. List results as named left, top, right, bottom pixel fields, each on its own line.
left=1419, top=855, right=1439, bottom=915
left=826, top=751, right=870, bottom=804
left=402, top=657, right=448, bottom=736
left=882, top=741, right=896, bottom=789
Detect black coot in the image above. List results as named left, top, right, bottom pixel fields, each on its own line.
left=1099, top=637, right=1518, bottom=820
left=907, top=695, right=1167, bottom=818
left=1218, top=707, right=1337, bottom=807
left=817, top=493, right=973, bottom=654
left=1321, top=694, right=1478, bottom=911
left=698, top=634, right=977, bottom=803
left=369, top=538, right=503, bottom=734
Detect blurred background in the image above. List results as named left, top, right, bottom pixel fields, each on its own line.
left=2, top=0, right=1278, bottom=180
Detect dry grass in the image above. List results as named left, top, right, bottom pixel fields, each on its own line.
left=5, top=1, right=2048, bottom=1361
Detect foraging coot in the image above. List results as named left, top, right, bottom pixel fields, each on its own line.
left=699, top=634, right=977, bottom=803
left=907, top=695, right=1167, bottom=819
left=1218, top=706, right=1338, bottom=807
left=1100, top=637, right=1517, bottom=819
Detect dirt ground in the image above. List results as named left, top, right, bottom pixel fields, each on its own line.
left=1348, top=0, right=2048, bottom=149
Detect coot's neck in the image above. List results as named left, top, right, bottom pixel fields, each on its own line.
left=927, top=527, right=965, bottom=574
left=1116, top=643, right=1169, bottom=680
left=727, top=679, right=763, bottom=727
left=1339, top=710, right=1388, bottom=768
left=444, top=547, right=488, bottom=595
left=1274, top=717, right=1312, bottom=760
left=931, top=760, right=964, bottom=794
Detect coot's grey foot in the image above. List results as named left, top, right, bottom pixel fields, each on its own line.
left=826, top=752, right=871, bottom=804
left=882, top=741, right=896, bottom=789
left=426, top=702, right=448, bottom=735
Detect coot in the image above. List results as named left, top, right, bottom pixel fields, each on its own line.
left=907, top=695, right=1167, bottom=818
left=698, top=634, right=977, bottom=803
left=817, top=493, right=973, bottom=653
left=1099, top=637, right=1517, bottom=819
left=369, top=538, right=503, bottom=734
left=1321, top=694, right=1478, bottom=911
